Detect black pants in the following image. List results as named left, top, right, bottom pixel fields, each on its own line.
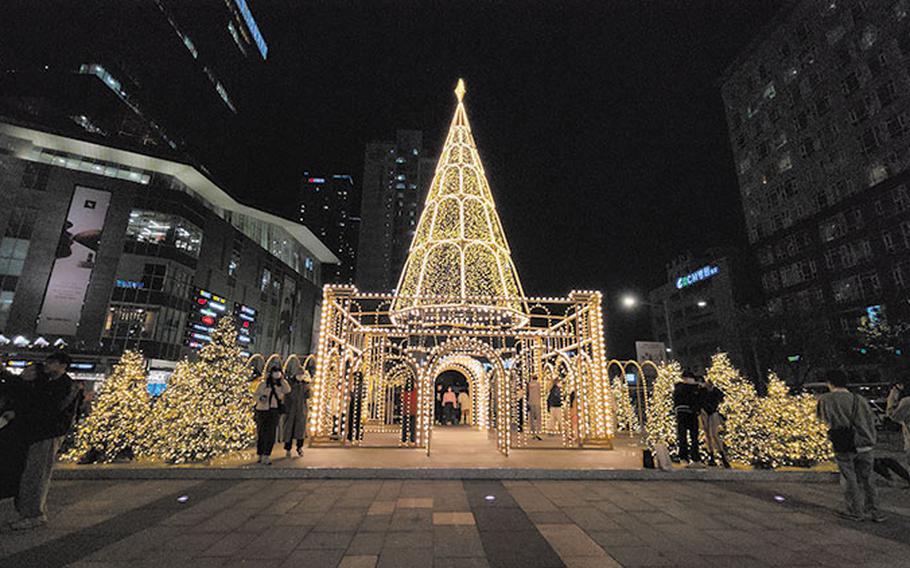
left=283, top=438, right=303, bottom=452
left=676, top=411, right=700, bottom=462
left=874, top=457, right=910, bottom=483
left=401, top=414, right=416, bottom=443
left=255, top=409, right=279, bottom=456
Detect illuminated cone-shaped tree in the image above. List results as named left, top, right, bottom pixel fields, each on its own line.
left=611, top=377, right=639, bottom=432
left=758, top=373, right=832, bottom=468
left=645, top=362, right=682, bottom=455
left=152, top=316, right=255, bottom=463
left=66, top=350, right=151, bottom=463
left=706, top=352, right=762, bottom=465
left=392, top=79, right=527, bottom=327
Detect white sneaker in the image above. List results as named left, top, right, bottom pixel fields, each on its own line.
left=285, top=450, right=292, bottom=458
left=262, top=456, right=272, bottom=465
left=296, top=448, right=303, bottom=458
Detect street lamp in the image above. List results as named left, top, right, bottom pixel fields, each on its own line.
left=696, top=300, right=707, bottom=308
left=620, top=294, right=674, bottom=354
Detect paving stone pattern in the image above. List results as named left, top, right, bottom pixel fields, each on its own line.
left=2, top=478, right=910, bottom=567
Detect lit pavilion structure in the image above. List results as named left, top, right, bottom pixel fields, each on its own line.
left=309, top=80, right=614, bottom=455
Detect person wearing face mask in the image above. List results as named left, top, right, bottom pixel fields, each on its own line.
left=281, top=372, right=311, bottom=458
left=253, top=367, right=291, bottom=465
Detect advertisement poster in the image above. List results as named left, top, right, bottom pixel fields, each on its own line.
left=37, top=186, right=111, bottom=336
left=276, top=276, right=297, bottom=356
left=635, top=341, right=667, bottom=365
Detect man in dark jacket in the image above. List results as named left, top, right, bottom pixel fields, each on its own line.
left=673, top=372, right=703, bottom=467
left=5, top=352, right=79, bottom=531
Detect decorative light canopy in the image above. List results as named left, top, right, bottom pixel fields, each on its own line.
left=392, top=79, right=527, bottom=328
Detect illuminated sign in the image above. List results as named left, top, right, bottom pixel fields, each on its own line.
left=185, top=288, right=228, bottom=350
left=233, top=0, right=268, bottom=60
left=307, top=177, right=326, bottom=184
left=866, top=304, right=883, bottom=327
left=676, top=265, right=719, bottom=289
left=233, top=303, right=257, bottom=349
left=116, top=279, right=144, bottom=289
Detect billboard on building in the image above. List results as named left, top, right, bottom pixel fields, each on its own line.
left=635, top=341, right=667, bottom=364
left=37, top=186, right=111, bottom=336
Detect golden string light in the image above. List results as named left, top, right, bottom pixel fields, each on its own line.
left=309, top=80, right=615, bottom=454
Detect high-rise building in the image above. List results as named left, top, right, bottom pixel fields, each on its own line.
left=0, top=122, right=337, bottom=380
left=299, top=173, right=358, bottom=284
left=0, top=0, right=269, bottom=195
left=647, top=249, right=753, bottom=375
left=356, top=130, right=436, bottom=292
left=721, top=1, right=910, bottom=349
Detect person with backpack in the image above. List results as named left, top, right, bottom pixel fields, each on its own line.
left=3, top=353, right=79, bottom=531
left=817, top=370, right=884, bottom=522
left=253, top=367, right=291, bottom=465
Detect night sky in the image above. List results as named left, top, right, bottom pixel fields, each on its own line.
left=248, top=1, right=784, bottom=356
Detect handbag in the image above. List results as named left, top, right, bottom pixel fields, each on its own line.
left=828, top=394, right=857, bottom=453
left=269, top=384, right=287, bottom=414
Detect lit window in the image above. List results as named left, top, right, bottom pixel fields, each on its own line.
left=126, top=210, right=203, bottom=257
left=0, top=238, right=30, bottom=276
left=777, top=154, right=792, bottom=172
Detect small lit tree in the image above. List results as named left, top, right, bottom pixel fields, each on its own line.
left=152, top=316, right=255, bottom=463
left=611, top=377, right=639, bottom=432
left=707, top=352, right=762, bottom=465
left=66, top=350, right=152, bottom=463
left=645, top=362, right=682, bottom=455
left=757, top=372, right=832, bottom=468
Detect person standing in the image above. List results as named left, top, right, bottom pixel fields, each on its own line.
left=401, top=379, right=418, bottom=445
left=5, top=353, right=79, bottom=531
left=281, top=372, right=310, bottom=458
left=817, top=370, right=884, bottom=522
left=547, top=379, right=563, bottom=434
left=435, top=384, right=444, bottom=425
left=673, top=372, right=702, bottom=467
left=886, top=380, right=910, bottom=464
left=442, top=387, right=457, bottom=425
left=699, top=379, right=730, bottom=468
left=458, top=389, right=472, bottom=425
left=253, top=368, right=291, bottom=465
left=527, top=375, right=543, bottom=440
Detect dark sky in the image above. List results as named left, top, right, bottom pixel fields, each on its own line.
left=247, top=1, right=784, bottom=356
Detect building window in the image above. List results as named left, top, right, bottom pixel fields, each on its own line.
left=104, top=305, right=157, bottom=339
left=141, top=263, right=167, bottom=291
left=260, top=268, right=272, bottom=293
left=0, top=238, right=30, bottom=277
left=883, top=230, right=896, bottom=252
left=126, top=210, right=203, bottom=257
left=21, top=162, right=49, bottom=191
left=778, top=154, right=792, bottom=172
left=228, top=239, right=242, bottom=279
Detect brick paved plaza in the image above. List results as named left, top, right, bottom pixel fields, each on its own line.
left=2, top=478, right=910, bottom=567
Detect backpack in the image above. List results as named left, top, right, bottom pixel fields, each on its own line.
left=828, top=394, right=858, bottom=453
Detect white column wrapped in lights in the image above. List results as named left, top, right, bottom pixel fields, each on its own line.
left=308, top=80, right=615, bottom=454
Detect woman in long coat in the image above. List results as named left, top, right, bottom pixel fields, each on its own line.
left=281, top=372, right=310, bottom=458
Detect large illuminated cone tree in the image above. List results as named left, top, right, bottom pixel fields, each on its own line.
left=392, top=79, right=527, bottom=327
left=152, top=316, right=255, bottom=463
left=66, top=350, right=152, bottom=463
left=757, top=373, right=832, bottom=468
left=645, top=362, right=682, bottom=455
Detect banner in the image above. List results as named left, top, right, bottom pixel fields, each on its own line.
left=37, top=186, right=111, bottom=336
left=635, top=341, right=667, bottom=365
